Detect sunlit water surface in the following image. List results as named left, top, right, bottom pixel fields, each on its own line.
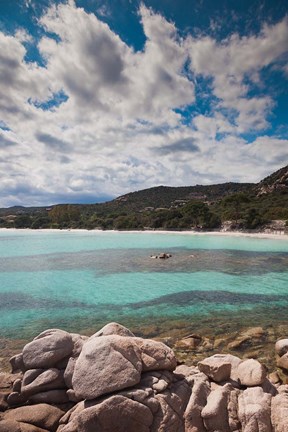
left=0, top=230, right=288, bottom=339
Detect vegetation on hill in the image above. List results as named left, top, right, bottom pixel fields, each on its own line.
left=0, top=165, right=287, bottom=232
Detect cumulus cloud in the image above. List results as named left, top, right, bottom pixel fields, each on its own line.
left=186, top=17, right=288, bottom=132
left=36, top=2, right=194, bottom=124
left=0, top=2, right=287, bottom=206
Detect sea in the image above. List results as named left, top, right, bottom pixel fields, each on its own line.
left=0, top=229, right=288, bottom=340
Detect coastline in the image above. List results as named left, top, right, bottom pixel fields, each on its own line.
left=0, top=227, right=287, bottom=240
left=1, top=314, right=288, bottom=374
left=0, top=226, right=287, bottom=374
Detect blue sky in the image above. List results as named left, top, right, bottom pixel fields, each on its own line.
left=0, top=0, right=287, bottom=206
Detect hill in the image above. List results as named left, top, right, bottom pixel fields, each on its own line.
left=256, top=165, right=288, bottom=195
left=0, top=165, right=287, bottom=231
left=102, top=182, right=253, bottom=212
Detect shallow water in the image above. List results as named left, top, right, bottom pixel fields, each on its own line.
left=0, top=230, right=288, bottom=339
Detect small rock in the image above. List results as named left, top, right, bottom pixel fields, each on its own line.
left=22, top=329, right=73, bottom=369
left=275, top=339, right=288, bottom=357
left=227, top=386, right=241, bottom=431
left=3, top=403, right=64, bottom=432
left=9, top=354, right=25, bottom=373
left=244, top=327, right=266, bottom=339
left=119, top=387, right=157, bottom=413
left=137, top=338, right=177, bottom=371
left=228, top=327, right=266, bottom=351
left=202, top=383, right=231, bottom=431
left=70, top=333, right=89, bottom=356
left=152, top=378, right=169, bottom=393
left=262, top=378, right=278, bottom=396
left=7, top=391, right=27, bottom=407
left=269, top=371, right=282, bottom=385
left=277, top=352, right=288, bottom=370
left=214, top=338, right=226, bottom=349
left=238, top=387, right=272, bottom=432
left=184, top=373, right=210, bottom=432
left=198, top=355, right=232, bottom=382
left=69, top=395, right=153, bottom=432
left=12, top=379, right=22, bottom=393
left=175, top=364, right=198, bottom=375
left=28, top=389, right=69, bottom=404
left=158, top=253, right=171, bottom=259
left=228, top=336, right=251, bottom=350
left=236, top=359, right=266, bottom=386
left=175, top=334, right=202, bottom=350
left=21, top=368, right=65, bottom=397
left=64, top=357, right=77, bottom=389
left=66, top=388, right=81, bottom=403
left=0, top=419, right=21, bottom=432
left=91, top=322, right=135, bottom=338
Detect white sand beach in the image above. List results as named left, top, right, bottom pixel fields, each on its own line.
left=0, top=227, right=287, bottom=240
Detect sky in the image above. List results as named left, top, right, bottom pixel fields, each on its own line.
left=0, top=0, right=287, bottom=206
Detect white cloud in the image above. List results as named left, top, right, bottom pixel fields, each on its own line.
left=0, top=2, right=287, bottom=206
left=36, top=3, right=194, bottom=124
left=187, top=18, right=288, bottom=77
left=186, top=17, right=288, bottom=131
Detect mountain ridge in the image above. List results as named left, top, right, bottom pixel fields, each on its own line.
left=0, top=165, right=287, bottom=231
left=1, top=165, right=287, bottom=212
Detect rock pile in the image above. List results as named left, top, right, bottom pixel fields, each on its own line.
left=0, top=322, right=288, bottom=431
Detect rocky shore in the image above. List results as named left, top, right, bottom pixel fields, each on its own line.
left=1, top=322, right=288, bottom=431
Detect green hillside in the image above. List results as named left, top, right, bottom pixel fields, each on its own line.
left=0, top=165, right=287, bottom=232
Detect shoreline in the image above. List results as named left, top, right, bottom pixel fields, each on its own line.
left=0, top=225, right=287, bottom=372
left=0, top=227, right=287, bottom=240
left=1, top=316, right=288, bottom=374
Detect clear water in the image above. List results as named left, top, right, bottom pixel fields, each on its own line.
left=0, top=230, right=288, bottom=339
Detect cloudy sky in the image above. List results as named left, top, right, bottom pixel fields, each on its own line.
left=0, top=0, right=287, bottom=206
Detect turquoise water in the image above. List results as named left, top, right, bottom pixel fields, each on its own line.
left=0, top=230, right=288, bottom=338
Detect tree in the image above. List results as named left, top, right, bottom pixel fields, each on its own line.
left=49, top=205, right=81, bottom=226
left=14, top=215, right=32, bottom=228
left=181, top=201, right=218, bottom=228
left=221, top=193, right=250, bottom=223
left=30, top=216, right=50, bottom=229
left=243, top=208, right=267, bottom=229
